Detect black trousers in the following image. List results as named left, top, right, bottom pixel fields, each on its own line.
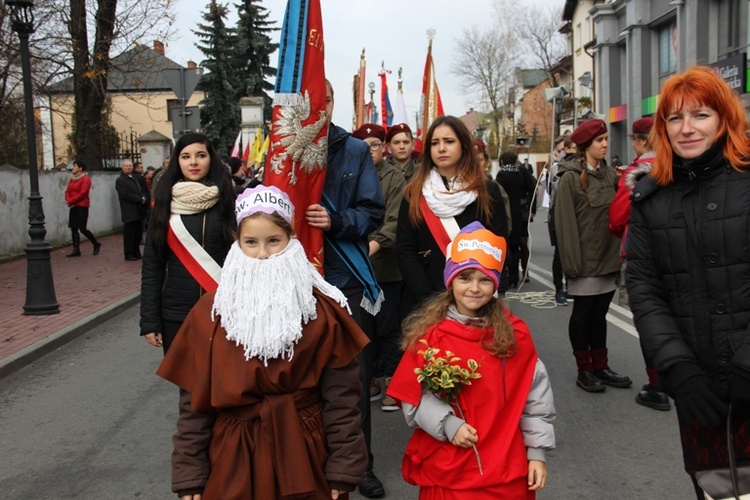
left=122, top=219, right=142, bottom=258
left=552, top=246, right=564, bottom=293
left=342, top=286, right=376, bottom=471
left=372, top=281, right=403, bottom=378
left=568, top=291, right=615, bottom=352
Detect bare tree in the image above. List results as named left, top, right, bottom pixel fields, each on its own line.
left=500, top=3, right=566, bottom=87
left=450, top=23, right=520, bottom=154
left=0, top=0, right=175, bottom=169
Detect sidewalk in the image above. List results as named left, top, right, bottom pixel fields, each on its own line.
left=0, top=233, right=141, bottom=377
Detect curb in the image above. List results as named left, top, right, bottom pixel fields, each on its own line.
left=0, top=292, right=141, bottom=379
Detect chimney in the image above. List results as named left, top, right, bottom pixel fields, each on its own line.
left=187, top=60, right=197, bottom=69
left=153, top=40, right=165, bottom=55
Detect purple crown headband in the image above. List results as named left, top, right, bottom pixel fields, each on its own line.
left=235, top=185, right=295, bottom=226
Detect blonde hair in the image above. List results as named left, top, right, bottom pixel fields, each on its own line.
left=401, top=290, right=517, bottom=358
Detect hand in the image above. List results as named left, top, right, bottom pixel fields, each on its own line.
left=306, top=204, right=331, bottom=231
left=451, top=422, right=478, bottom=448
left=368, top=240, right=380, bottom=257
left=527, top=460, right=547, bottom=490
left=145, top=332, right=163, bottom=348
left=331, top=489, right=342, bottom=499
left=141, top=196, right=146, bottom=204
left=667, top=362, right=729, bottom=426
left=181, top=495, right=201, bottom=500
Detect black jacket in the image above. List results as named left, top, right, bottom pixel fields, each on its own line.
left=140, top=204, right=232, bottom=335
left=626, top=144, right=750, bottom=387
left=115, top=173, right=146, bottom=223
left=397, top=180, right=509, bottom=312
left=495, top=162, right=536, bottom=239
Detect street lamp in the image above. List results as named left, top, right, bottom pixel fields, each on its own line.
left=6, top=0, right=60, bottom=315
left=475, top=124, right=486, bottom=142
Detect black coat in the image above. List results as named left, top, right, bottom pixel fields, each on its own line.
left=626, top=147, right=750, bottom=387
left=495, top=163, right=536, bottom=240
left=397, top=180, right=509, bottom=313
left=115, top=173, right=146, bottom=223
left=140, top=204, right=232, bottom=335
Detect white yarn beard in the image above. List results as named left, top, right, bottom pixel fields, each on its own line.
left=212, top=238, right=349, bottom=365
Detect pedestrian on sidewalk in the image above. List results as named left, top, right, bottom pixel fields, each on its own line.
left=115, top=159, right=147, bottom=260
left=547, top=135, right=574, bottom=305
left=140, top=132, right=235, bottom=353
left=555, top=119, right=632, bottom=393
left=626, top=66, right=750, bottom=499
left=387, top=222, right=556, bottom=498
left=64, top=159, right=101, bottom=257
left=157, top=185, right=369, bottom=499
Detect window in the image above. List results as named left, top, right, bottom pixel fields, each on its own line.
left=658, top=22, right=676, bottom=85
left=576, top=23, right=582, bottom=50
left=718, top=0, right=747, bottom=57
left=585, top=16, right=591, bottom=45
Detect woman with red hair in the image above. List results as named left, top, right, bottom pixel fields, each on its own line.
left=626, top=66, right=750, bottom=498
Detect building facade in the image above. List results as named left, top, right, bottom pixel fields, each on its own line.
left=586, top=0, right=749, bottom=163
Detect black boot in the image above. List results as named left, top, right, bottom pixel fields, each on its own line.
left=635, top=383, right=671, bottom=411
left=573, top=351, right=606, bottom=393
left=66, top=232, right=81, bottom=257
left=591, top=349, right=632, bottom=388
left=81, top=228, right=101, bottom=255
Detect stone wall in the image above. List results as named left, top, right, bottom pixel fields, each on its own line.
left=0, top=165, right=123, bottom=260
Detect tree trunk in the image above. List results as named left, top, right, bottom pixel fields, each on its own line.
left=69, top=0, right=117, bottom=170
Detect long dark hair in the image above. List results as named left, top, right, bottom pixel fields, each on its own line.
left=403, top=115, right=492, bottom=226
left=150, top=132, right=236, bottom=258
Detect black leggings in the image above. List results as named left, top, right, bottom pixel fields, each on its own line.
left=72, top=227, right=97, bottom=245
left=568, top=291, right=615, bottom=352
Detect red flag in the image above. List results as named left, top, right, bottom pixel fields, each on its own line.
left=416, top=36, right=444, bottom=153
left=241, top=141, right=251, bottom=162
left=230, top=130, right=242, bottom=158
left=265, top=0, right=328, bottom=271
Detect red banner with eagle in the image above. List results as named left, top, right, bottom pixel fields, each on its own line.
left=264, top=0, right=328, bottom=271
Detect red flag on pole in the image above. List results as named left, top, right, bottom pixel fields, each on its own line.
left=379, top=65, right=392, bottom=132
left=416, top=31, right=444, bottom=153
left=356, top=49, right=366, bottom=129
left=265, top=0, right=328, bottom=271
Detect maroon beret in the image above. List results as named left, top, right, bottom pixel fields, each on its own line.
left=352, top=124, right=385, bottom=142
left=472, top=140, right=486, bottom=153
left=386, top=123, right=412, bottom=143
left=632, top=117, right=654, bottom=135
left=570, top=119, right=608, bottom=146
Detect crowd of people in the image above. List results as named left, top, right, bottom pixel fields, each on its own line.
left=64, top=66, right=749, bottom=499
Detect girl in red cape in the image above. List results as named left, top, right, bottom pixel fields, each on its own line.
left=387, top=221, right=556, bottom=499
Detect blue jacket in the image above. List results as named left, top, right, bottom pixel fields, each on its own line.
left=323, top=124, right=385, bottom=288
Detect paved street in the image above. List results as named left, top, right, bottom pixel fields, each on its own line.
left=0, top=209, right=695, bottom=499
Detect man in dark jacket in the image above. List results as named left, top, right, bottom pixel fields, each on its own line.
left=305, top=81, right=386, bottom=498
left=115, top=159, right=147, bottom=260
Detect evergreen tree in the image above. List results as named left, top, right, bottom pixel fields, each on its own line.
left=234, top=0, right=279, bottom=122
left=194, top=0, right=240, bottom=155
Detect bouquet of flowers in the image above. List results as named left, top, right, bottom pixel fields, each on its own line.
left=414, top=339, right=484, bottom=474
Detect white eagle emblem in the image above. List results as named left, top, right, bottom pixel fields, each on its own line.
left=269, top=91, right=328, bottom=185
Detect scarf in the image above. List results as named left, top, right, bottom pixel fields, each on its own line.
left=321, top=192, right=384, bottom=315
left=171, top=181, right=220, bottom=215
left=422, top=168, right=478, bottom=217
left=71, top=172, right=86, bottom=182
left=211, top=238, right=349, bottom=365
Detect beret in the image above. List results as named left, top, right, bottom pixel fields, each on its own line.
left=386, top=123, right=412, bottom=143
left=570, top=119, right=608, bottom=146
left=632, top=117, right=654, bottom=134
left=352, top=124, right=385, bottom=142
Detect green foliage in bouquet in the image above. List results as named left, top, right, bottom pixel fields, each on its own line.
left=414, top=339, right=482, bottom=405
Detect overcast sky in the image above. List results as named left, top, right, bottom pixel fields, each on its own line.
left=164, top=0, right=563, bottom=130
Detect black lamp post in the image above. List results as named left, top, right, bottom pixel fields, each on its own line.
left=6, top=0, right=60, bottom=315
left=553, top=97, right=564, bottom=139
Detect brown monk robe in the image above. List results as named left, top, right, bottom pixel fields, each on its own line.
left=157, top=289, right=369, bottom=499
